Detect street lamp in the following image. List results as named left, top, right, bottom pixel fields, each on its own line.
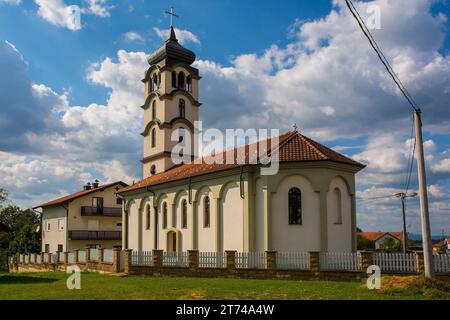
left=395, top=192, right=418, bottom=253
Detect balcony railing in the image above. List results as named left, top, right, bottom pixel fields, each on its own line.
left=81, top=206, right=122, bottom=217
left=68, top=230, right=122, bottom=241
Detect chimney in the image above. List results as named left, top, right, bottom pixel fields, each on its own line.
left=92, top=179, right=100, bottom=189
left=84, top=182, right=92, bottom=191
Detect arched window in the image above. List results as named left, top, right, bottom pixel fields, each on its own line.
left=162, top=202, right=168, bottom=229
left=172, top=71, right=177, bottom=88
left=152, top=101, right=156, bottom=120
left=150, top=165, right=156, bottom=175
left=151, top=128, right=156, bottom=148
left=178, top=72, right=185, bottom=90
left=182, top=199, right=188, bottom=229
left=179, top=99, right=186, bottom=118
left=186, top=75, right=192, bottom=92
left=334, top=188, right=343, bottom=224
left=204, top=196, right=210, bottom=228
left=146, top=205, right=151, bottom=230
left=288, top=188, right=302, bottom=225
left=153, top=74, right=158, bottom=90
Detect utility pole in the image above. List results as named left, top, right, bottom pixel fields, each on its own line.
left=395, top=192, right=417, bottom=253
left=414, top=109, right=435, bottom=279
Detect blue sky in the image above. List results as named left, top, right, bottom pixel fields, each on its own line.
left=0, top=0, right=450, bottom=236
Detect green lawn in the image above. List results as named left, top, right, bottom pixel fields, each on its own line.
left=0, top=272, right=449, bottom=300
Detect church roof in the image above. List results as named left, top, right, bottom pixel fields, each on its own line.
left=33, top=181, right=128, bottom=209
left=147, top=27, right=196, bottom=66
left=119, top=131, right=365, bottom=194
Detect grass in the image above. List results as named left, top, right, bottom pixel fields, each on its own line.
left=0, top=272, right=449, bottom=300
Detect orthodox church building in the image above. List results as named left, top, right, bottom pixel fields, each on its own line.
left=118, top=27, right=365, bottom=253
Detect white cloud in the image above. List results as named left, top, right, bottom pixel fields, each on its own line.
left=0, top=0, right=21, bottom=5
left=124, top=31, right=144, bottom=42
left=82, top=0, right=114, bottom=18
left=34, top=0, right=81, bottom=31
left=432, top=158, right=450, bottom=173
left=320, top=106, right=336, bottom=116
left=153, top=27, right=200, bottom=45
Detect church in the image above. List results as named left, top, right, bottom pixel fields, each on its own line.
left=118, top=25, right=365, bottom=254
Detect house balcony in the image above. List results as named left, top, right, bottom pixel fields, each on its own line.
left=68, top=230, right=122, bottom=241
left=80, top=206, right=122, bottom=217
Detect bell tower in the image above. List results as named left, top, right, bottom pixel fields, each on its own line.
left=141, top=16, right=201, bottom=179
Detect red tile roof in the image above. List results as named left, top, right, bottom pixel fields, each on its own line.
left=120, top=131, right=365, bottom=194
left=33, top=181, right=128, bottom=209
left=359, top=232, right=404, bottom=241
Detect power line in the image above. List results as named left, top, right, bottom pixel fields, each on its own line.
left=344, top=0, right=419, bottom=112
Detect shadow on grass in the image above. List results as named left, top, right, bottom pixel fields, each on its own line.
left=0, top=275, right=59, bottom=284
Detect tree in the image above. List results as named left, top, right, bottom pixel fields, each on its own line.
left=357, top=234, right=375, bottom=250
left=379, top=237, right=402, bottom=252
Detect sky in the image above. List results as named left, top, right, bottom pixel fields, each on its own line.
left=0, top=0, right=449, bottom=236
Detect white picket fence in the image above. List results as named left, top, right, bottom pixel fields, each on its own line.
left=30, top=254, right=36, bottom=264
left=90, top=248, right=98, bottom=261
left=236, top=252, right=266, bottom=269
left=103, top=249, right=114, bottom=263
left=199, top=252, right=225, bottom=268
left=277, top=252, right=310, bottom=270
left=132, top=251, right=153, bottom=266
left=78, top=250, right=86, bottom=263
left=43, top=253, right=49, bottom=264
left=373, top=252, right=416, bottom=273
left=68, top=252, right=75, bottom=264
left=24, top=255, right=29, bottom=264
left=163, top=252, right=188, bottom=267
left=36, top=254, right=42, bottom=264
left=434, top=254, right=450, bottom=273
left=58, top=252, right=65, bottom=263
left=51, top=254, right=57, bottom=264
left=320, top=252, right=361, bottom=271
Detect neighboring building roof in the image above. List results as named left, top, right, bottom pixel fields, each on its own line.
left=147, top=27, right=196, bottom=66
left=359, top=232, right=404, bottom=242
left=119, top=131, right=365, bottom=194
left=33, top=181, right=128, bottom=209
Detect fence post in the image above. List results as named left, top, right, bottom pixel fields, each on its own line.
left=360, top=251, right=373, bottom=271
left=265, top=251, right=277, bottom=271
left=415, top=251, right=425, bottom=274
left=226, top=251, right=237, bottom=271
left=188, top=250, right=199, bottom=270
left=33, top=253, right=37, bottom=265
left=28, top=253, right=32, bottom=264
left=112, top=248, right=120, bottom=273
left=309, top=252, right=320, bottom=272
left=124, top=249, right=132, bottom=274
left=98, top=248, right=104, bottom=264
left=64, top=252, right=68, bottom=268
left=74, top=250, right=79, bottom=264
left=153, top=250, right=163, bottom=268
left=85, top=246, right=91, bottom=262
left=48, top=252, right=52, bottom=266
left=40, top=252, right=45, bottom=266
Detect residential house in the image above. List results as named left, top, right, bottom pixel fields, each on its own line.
left=359, top=232, right=404, bottom=250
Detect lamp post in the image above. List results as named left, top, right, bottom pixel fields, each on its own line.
left=395, top=192, right=418, bottom=253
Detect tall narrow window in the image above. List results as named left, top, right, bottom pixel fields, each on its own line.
left=153, top=75, right=158, bottom=90
left=204, top=196, right=210, bottom=228
left=334, top=188, right=343, bottom=224
left=151, top=128, right=156, bottom=148
left=162, top=202, right=168, bottom=229
left=178, top=72, right=185, bottom=89
left=179, top=99, right=186, bottom=118
left=172, top=71, right=177, bottom=88
left=288, top=188, right=302, bottom=225
left=150, top=165, right=156, bottom=175
left=182, top=199, right=188, bottom=229
left=186, top=75, right=192, bottom=92
left=152, top=101, right=156, bottom=120
left=146, top=205, right=151, bottom=230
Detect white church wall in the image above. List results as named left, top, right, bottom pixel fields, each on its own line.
left=197, top=187, right=216, bottom=252
left=221, top=182, right=244, bottom=252
left=327, top=177, right=352, bottom=252
left=271, top=175, right=321, bottom=252
left=157, top=195, right=169, bottom=251
left=254, top=178, right=265, bottom=252
left=175, top=192, right=192, bottom=252
left=141, top=200, right=155, bottom=251
left=127, top=201, right=139, bottom=251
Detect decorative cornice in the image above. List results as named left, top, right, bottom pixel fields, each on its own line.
left=141, top=117, right=194, bottom=137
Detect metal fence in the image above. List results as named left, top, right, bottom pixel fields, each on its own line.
left=236, top=252, right=266, bottom=269
left=320, top=252, right=361, bottom=271
left=434, top=254, right=450, bottom=273
left=132, top=251, right=153, bottom=266
left=373, top=252, right=416, bottom=273
left=162, top=252, right=188, bottom=267
left=199, top=252, right=225, bottom=268
left=277, top=252, right=310, bottom=270
left=103, top=249, right=114, bottom=263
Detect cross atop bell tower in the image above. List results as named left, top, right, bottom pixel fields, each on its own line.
left=140, top=9, right=202, bottom=179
